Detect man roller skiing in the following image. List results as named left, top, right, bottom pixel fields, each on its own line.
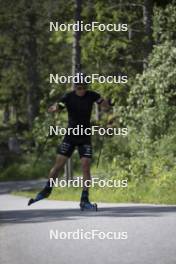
left=28, top=79, right=112, bottom=210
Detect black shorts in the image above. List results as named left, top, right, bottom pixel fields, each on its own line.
left=57, top=137, right=92, bottom=159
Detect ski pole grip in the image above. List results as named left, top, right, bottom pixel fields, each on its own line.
left=108, top=98, right=115, bottom=107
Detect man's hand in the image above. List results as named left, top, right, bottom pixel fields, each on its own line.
left=99, top=98, right=116, bottom=109
left=48, top=103, right=58, bottom=113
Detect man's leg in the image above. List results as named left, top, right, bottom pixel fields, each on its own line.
left=48, top=154, right=68, bottom=180
left=81, top=157, right=91, bottom=187
left=38, top=154, right=68, bottom=197
left=80, top=157, right=91, bottom=203
left=78, top=142, right=92, bottom=204
left=40, top=139, right=75, bottom=197
left=28, top=140, right=75, bottom=205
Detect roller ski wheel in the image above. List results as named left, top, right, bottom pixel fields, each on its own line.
left=80, top=201, right=98, bottom=211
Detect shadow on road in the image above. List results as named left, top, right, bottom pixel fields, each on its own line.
left=0, top=206, right=176, bottom=225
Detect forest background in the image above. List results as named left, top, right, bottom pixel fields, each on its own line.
left=0, top=0, right=175, bottom=204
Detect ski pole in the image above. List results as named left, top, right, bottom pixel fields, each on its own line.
left=96, top=98, right=116, bottom=168
left=96, top=134, right=105, bottom=168
left=33, top=134, right=50, bottom=167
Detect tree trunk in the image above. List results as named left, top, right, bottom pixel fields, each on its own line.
left=25, top=2, right=40, bottom=128
left=143, top=0, right=153, bottom=68
left=3, top=104, right=10, bottom=124
left=65, top=0, right=82, bottom=181
left=72, top=0, right=82, bottom=83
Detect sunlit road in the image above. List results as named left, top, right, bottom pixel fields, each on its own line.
left=0, top=194, right=176, bottom=264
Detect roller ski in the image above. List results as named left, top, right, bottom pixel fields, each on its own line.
left=79, top=190, right=98, bottom=211
left=28, top=181, right=52, bottom=206
left=80, top=201, right=98, bottom=211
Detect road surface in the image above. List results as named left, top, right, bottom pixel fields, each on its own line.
left=0, top=194, right=176, bottom=264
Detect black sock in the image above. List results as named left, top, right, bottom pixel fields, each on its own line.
left=39, top=179, right=53, bottom=197
left=81, top=190, right=89, bottom=202
left=45, top=179, right=53, bottom=190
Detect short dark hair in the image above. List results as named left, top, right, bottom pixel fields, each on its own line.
left=74, top=72, right=88, bottom=87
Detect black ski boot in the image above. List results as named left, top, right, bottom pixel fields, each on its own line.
left=28, top=181, right=52, bottom=206
left=79, top=190, right=98, bottom=211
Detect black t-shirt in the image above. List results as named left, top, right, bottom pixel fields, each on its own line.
left=60, top=90, right=101, bottom=128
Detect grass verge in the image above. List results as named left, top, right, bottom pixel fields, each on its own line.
left=13, top=178, right=176, bottom=205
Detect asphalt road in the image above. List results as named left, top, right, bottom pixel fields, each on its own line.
left=0, top=194, right=176, bottom=264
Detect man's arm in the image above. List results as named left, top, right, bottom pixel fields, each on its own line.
left=48, top=93, right=68, bottom=113
left=99, top=99, right=110, bottom=108
left=92, top=91, right=115, bottom=109
left=48, top=102, right=65, bottom=113
left=97, top=98, right=115, bottom=109
left=48, top=103, right=58, bottom=113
